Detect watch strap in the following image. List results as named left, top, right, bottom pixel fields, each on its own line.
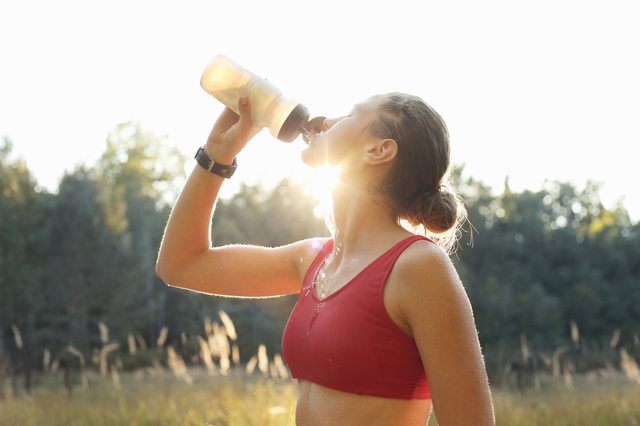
left=194, top=147, right=237, bottom=178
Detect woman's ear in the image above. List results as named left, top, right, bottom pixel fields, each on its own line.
left=364, top=138, right=398, bottom=165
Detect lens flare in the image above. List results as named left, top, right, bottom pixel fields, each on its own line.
left=300, top=166, right=341, bottom=231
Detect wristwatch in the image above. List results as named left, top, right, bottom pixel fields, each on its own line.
left=194, top=147, right=237, bottom=179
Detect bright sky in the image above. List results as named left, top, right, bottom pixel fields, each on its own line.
left=1, top=0, right=639, bottom=221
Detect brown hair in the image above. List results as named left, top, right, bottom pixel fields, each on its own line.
left=369, top=92, right=467, bottom=252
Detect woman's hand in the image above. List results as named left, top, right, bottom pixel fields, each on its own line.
left=205, top=96, right=260, bottom=164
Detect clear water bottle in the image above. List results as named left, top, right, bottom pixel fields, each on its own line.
left=200, top=55, right=310, bottom=143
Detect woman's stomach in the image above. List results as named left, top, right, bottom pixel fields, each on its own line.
left=294, top=379, right=432, bottom=426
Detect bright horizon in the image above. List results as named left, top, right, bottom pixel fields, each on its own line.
left=1, top=1, right=639, bottom=221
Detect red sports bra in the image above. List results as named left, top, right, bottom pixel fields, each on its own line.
left=282, top=235, right=431, bottom=399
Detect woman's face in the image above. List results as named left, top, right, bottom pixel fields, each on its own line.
left=301, top=95, right=386, bottom=169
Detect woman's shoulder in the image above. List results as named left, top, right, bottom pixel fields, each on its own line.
left=391, top=237, right=462, bottom=297
left=384, top=235, right=467, bottom=336
left=400, top=236, right=450, bottom=264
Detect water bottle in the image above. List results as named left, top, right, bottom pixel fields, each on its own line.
left=200, top=55, right=310, bottom=143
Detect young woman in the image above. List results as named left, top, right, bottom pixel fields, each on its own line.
left=156, top=92, right=495, bottom=425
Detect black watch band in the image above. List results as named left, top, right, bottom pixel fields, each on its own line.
left=194, top=147, right=237, bottom=179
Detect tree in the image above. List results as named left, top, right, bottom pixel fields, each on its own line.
left=42, top=168, right=129, bottom=351
left=0, top=137, right=50, bottom=393
left=95, top=122, right=186, bottom=344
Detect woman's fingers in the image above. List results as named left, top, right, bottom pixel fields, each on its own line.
left=206, top=98, right=261, bottom=159
left=236, top=96, right=260, bottom=141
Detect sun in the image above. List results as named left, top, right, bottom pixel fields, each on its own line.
left=295, top=165, right=341, bottom=223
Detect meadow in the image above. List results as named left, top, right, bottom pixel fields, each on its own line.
left=3, top=313, right=640, bottom=425
left=1, top=368, right=639, bottom=425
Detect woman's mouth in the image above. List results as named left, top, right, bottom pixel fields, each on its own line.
left=301, top=116, right=327, bottom=145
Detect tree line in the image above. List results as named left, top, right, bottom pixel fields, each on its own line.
left=1, top=123, right=638, bottom=392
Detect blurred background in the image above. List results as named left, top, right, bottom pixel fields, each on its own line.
left=1, top=0, right=639, bottom=424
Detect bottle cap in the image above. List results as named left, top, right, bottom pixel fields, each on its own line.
left=278, top=103, right=310, bottom=142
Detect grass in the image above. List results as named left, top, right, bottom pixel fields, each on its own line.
left=491, top=374, right=640, bottom=426
left=0, top=370, right=297, bottom=426
left=2, top=370, right=640, bottom=425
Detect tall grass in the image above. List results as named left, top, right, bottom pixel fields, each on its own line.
left=0, top=370, right=297, bottom=426
left=3, top=314, right=640, bottom=425
left=1, top=370, right=640, bottom=425
left=492, top=373, right=640, bottom=426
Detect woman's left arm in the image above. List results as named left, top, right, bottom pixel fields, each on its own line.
left=395, top=242, right=495, bottom=425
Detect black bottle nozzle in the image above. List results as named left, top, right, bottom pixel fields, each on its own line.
left=300, top=116, right=327, bottom=145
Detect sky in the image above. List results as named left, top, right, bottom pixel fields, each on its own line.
left=1, top=0, right=639, bottom=221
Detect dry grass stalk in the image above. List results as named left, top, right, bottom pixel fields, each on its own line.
left=246, top=355, right=258, bottom=375
left=537, top=351, right=552, bottom=369
left=620, top=348, right=640, bottom=384
left=181, top=332, right=187, bottom=346
left=66, top=345, right=85, bottom=368
left=569, top=320, right=580, bottom=346
left=220, top=354, right=231, bottom=375
left=98, top=321, right=109, bottom=344
left=197, top=336, right=216, bottom=374
left=135, top=333, right=147, bottom=350
left=609, top=329, right=621, bottom=349
left=43, top=349, right=51, bottom=373
left=11, top=324, right=23, bottom=349
left=110, top=362, right=121, bottom=388
left=204, top=317, right=213, bottom=338
left=213, top=324, right=231, bottom=375
left=50, top=359, right=60, bottom=374
left=218, top=310, right=237, bottom=341
left=552, top=346, right=568, bottom=378
left=99, top=343, right=119, bottom=376
left=156, top=326, right=169, bottom=348
left=212, top=321, right=221, bottom=336
left=91, top=348, right=100, bottom=366
left=258, top=344, right=269, bottom=376
left=635, top=334, right=639, bottom=347
left=563, top=360, right=574, bottom=390
left=208, top=335, right=220, bottom=358
left=127, top=334, right=137, bottom=355
left=520, top=333, right=531, bottom=365
left=273, top=353, right=290, bottom=379
left=232, top=344, right=240, bottom=366
left=167, top=345, right=192, bottom=384
left=66, top=345, right=88, bottom=388
left=269, top=361, right=278, bottom=378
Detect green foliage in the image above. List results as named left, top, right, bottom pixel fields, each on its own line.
left=0, top=137, right=51, bottom=391
left=1, top=131, right=639, bottom=395
left=212, top=179, right=329, bottom=246
left=455, top=171, right=639, bottom=376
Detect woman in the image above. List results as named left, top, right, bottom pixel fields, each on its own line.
left=156, top=92, right=495, bottom=425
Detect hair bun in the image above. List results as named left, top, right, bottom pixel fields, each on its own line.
left=404, top=185, right=461, bottom=234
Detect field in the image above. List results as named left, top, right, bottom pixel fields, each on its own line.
left=1, top=369, right=639, bottom=425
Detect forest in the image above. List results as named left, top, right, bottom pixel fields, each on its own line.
left=1, top=122, right=639, bottom=395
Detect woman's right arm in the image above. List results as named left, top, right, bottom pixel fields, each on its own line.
left=155, top=97, right=321, bottom=297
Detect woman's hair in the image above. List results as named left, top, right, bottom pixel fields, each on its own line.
left=369, top=92, right=467, bottom=253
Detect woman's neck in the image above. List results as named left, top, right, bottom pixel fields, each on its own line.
left=329, top=181, right=404, bottom=264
